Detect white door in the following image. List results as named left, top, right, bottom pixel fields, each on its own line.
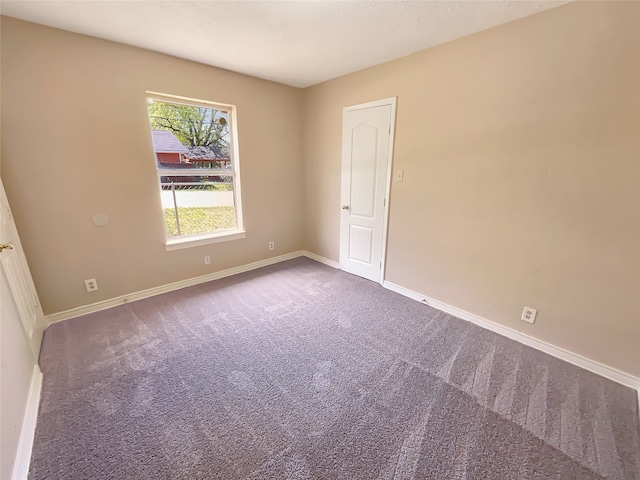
left=0, top=180, right=44, bottom=356
left=340, top=98, right=396, bottom=282
left=0, top=178, right=45, bottom=479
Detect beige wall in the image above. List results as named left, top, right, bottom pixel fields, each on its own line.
left=302, top=1, right=640, bottom=376
left=2, top=2, right=639, bottom=377
left=1, top=17, right=304, bottom=314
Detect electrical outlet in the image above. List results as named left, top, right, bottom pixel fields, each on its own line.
left=268, top=241, right=275, bottom=251
left=521, top=306, right=537, bottom=324
left=204, top=255, right=211, bottom=265
left=84, top=278, right=99, bottom=292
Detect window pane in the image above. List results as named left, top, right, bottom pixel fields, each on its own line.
left=161, top=177, right=236, bottom=237
left=147, top=95, right=242, bottom=242
left=148, top=100, right=231, bottom=171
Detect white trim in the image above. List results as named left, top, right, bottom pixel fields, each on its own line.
left=302, top=250, right=340, bottom=269
left=383, top=280, right=640, bottom=392
left=39, top=252, right=640, bottom=415
left=146, top=91, right=234, bottom=111
left=165, top=230, right=246, bottom=251
left=379, top=98, right=397, bottom=286
left=47, top=251, right=305, bottom=325
left=343, top=97, right=397, bottom=113
left=383, top=281, right=424, bottom=302
left=45, top=250, right=341, bottom=325
left=145, top=91, right=245, bottom=249
left=340, top=97, right=397, bottom=285
left=12, top=365, right=43, bottom=480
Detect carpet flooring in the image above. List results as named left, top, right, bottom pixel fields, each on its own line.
left=30, top=257, right=639, bottom=479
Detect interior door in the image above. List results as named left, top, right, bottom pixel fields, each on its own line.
left=340, top=100, right=395, bottom=282
left=0, top=178, right=45, bottom=479
left=0, top=180, right=44, bottom=356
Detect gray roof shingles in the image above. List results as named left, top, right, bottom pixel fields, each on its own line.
left=185, top=146, right=231, bottom=161
left=151, top=130, right=189, bottom=154
left=151, top=130, right=230, bottom=161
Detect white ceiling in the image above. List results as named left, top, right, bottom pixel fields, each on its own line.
left=0, top=0, right=570, bottom=88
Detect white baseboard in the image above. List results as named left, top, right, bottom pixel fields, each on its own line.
left=42, top=251, right=637, bottom=401
left=47, top=251, right=307, bottom=325
left=301, top=250, right=340, bottom=269
left=46, top=250, right=341, bottom=325
left=12, top=365, right=43, bottom=480
left=383, top=280, right=640, bottom=394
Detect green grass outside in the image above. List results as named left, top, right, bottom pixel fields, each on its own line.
left=161, top=183, right=232, bottom=192
left=164, top=206, right=236, bottom=236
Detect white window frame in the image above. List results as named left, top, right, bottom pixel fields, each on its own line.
left=146, top=91, right=245, bottom=251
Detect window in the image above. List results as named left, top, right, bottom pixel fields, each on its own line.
left=146, top=93, right=244, bottom=250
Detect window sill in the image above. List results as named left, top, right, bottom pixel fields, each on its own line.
left=165, top=230, right=246, bottom=251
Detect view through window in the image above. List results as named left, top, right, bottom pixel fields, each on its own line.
left=146, top=96, right=241, bottom=242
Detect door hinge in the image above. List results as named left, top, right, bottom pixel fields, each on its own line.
left=383, top=198, right=386, bottom=207
left=388, top=125, right=391, bottom=134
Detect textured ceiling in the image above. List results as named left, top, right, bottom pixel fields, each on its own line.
left=0, top=1, right=570, bottom=88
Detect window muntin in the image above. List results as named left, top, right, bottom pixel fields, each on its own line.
left=146, top=94, right=243, bottom=245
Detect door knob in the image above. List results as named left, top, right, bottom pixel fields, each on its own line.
left=342, top=205, right=349, bottom=210
left=0, top=242, right=14, bottom=252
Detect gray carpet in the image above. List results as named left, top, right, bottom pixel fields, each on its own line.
left=30, top=257, right=640, bottom=479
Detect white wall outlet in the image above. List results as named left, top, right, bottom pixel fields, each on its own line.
left=268, top=241, right=275, bottom=251
left=204, top=255, right=211, bottom=265
left=521, top=306, right=537, bottom=324
left=395, top=169, right=404, bottom=182
left=84, top=278, right=99, bottom=292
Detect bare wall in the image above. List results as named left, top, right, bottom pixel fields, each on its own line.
left=1, top=17, right=304, bottom=314
left=302, top=1, right=640, bottom=375
left=2, top=2, right=639, bottom=377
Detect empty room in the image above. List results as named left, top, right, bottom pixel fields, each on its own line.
left=1, top=0, right=639, bottom=478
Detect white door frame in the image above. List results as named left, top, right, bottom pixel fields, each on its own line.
left=341, top=96, right=397, bottom=284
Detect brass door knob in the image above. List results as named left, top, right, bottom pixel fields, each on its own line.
left=342, top=205, right=350, bottom=210
left=0, top=242, right=14, bottom=252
